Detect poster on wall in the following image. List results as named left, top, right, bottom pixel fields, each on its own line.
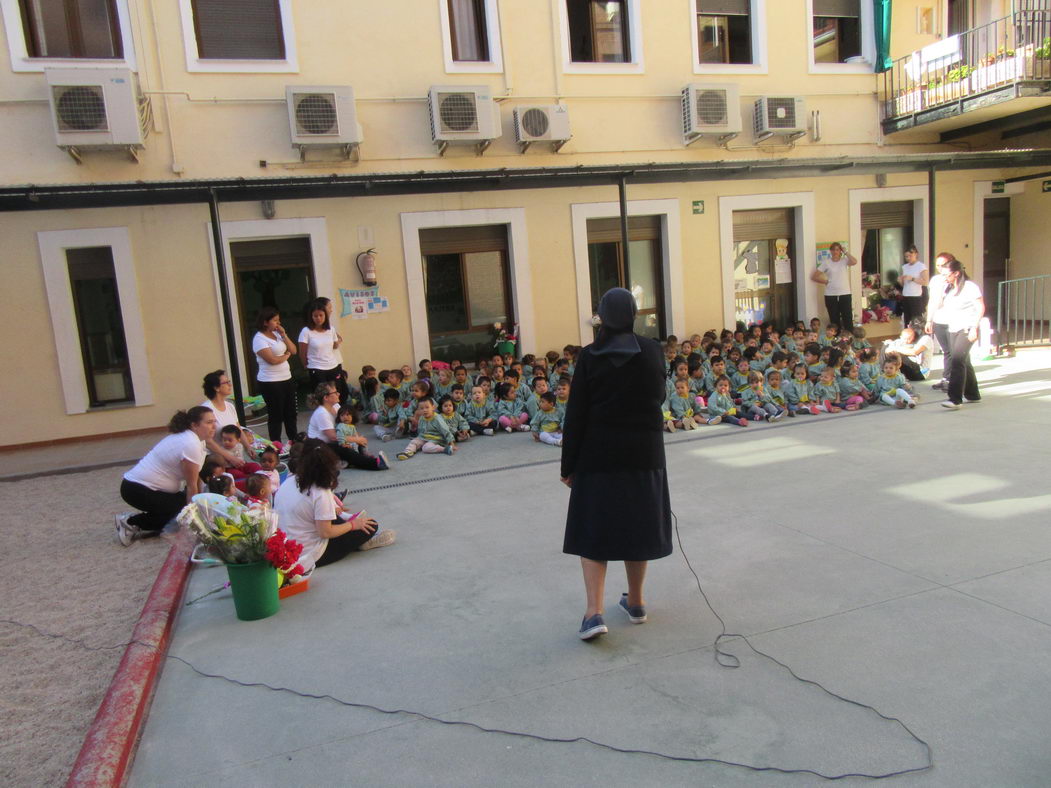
left=815, top=241, right=846, bottom=269
left=774, top=238, right=792, bottom=284
left=339, top=287, right=390, bottom=318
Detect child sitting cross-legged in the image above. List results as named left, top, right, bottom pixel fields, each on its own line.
left=739, top=371, right=786, bottom=422
left=784, top=363, right=821, bottom=416
left=373, top=387, right=402, bottom=442
left=838, top=362, right=871, bottom=410
left=812, top=367, right=844, bottom=414
left=663, top=378, right=705, bottom=432
left=397, top=397, right=456, bottom=459
left=766, top=369, right=792, bottom=417
left=495, top=381, right=531, bottom=432
left=530, top=391, right=564, bottom=446
left=874, top=358, right=916, bottom=409
left=705, top=375, right=745, bottom=427
left=438, top=395, right=470, bottom=442
left=463, top=384, right=496, bottom=435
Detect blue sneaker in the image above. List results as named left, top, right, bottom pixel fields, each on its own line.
left=578, top=613, right=608, bottom=640
left=619, top=594, right=647, bottom=624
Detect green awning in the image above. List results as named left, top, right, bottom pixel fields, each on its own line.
left=874, top=0, right=893, bottom=72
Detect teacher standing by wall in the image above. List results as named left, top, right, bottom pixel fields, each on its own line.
left=561, top=288, right=672, bottom=641
left=252, top=306, right=299, bottom=445
left=811, top=242, right=858, bottom=331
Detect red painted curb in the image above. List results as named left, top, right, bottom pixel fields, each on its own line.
left=67, top=528, right=196, bottom=788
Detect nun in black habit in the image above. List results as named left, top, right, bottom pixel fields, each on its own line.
left=561, top=287, right=672, bottom=640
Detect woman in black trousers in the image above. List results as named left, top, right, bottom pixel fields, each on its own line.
left=251, top=306, right=300, bottom=444
left=562, top=288, right=672, bottom=641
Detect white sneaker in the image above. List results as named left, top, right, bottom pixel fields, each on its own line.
left=518, top=424, right=531, bottom=432
left=381, top=434, right=393, bottom=442
left=482, top=428, right=494, bottom=436
left=115, top=512, right=141, bottom=547
left=359, top=529, right=397, bottom=551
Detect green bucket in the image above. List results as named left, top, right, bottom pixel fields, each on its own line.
left=225, top=561, right=280, bottom=621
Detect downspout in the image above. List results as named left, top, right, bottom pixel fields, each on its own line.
left=207, top=189, right=246, bottom=425
left=618, top=175, right=630, bottom=271
left=928, top=166, right=936, bottom=266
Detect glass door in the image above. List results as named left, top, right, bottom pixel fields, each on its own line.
left=733, top=238, right=796, bottom=328
left=586, top=217, right=665, bottom=340
left=424, top=249, right=512, bottom=362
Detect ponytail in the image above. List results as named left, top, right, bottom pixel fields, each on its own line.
left=168, top=405, right=212, bottom=433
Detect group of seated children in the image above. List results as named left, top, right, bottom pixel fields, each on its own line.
left=200, top=430, right=283, bottom=504
left=346, top=348, right=578, bottom=460
left=659, top=320, right=917, bottom=430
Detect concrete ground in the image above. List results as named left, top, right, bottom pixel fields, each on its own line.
left=114, top=350, right=1051, bottom=786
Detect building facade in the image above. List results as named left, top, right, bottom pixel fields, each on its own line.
left=1, top=0, right=1049, bottom=446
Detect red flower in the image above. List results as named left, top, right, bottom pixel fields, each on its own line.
left=265, top=529, right=305, bottom=572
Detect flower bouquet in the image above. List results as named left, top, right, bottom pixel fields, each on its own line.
left=178, top=494, right=305, bottom=619
left=492, top=321, right=517, bottom=355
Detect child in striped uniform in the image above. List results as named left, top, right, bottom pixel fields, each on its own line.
left=495, top=382, right=530, bottom=432
left=530, top=392, right=564, bottom=446
left=766, top=369, right=792, bottom=416
left=857, top=348, right=881, bottom=395
left=739, top=372, right=786, bottom=422
left=874, top=360, right=916, bottom=409
left=705, top=376, right=744, bottom=427
left=463, top=385, right=496, bottom=436
left=838, top=363, right=870, bottom=410
left=439, top=395, right=470, bottom=442
left=373, top=388, right=402, bottom=442
left=812, top=367, right=844, bottom=413
left=664, top=379, right=703, bottom=432
left=397, top=398, right=456, bottom=459
left=784, top=364, right=821, bottom=416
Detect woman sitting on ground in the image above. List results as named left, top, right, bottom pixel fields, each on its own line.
left=200, top=369, right=255, bottom=467
left=273, top=439, right=395, bottom=572
left=880, top=320, right=933, bottom=381
left=116, top=407, right=216, bottom=546
left=305, top=382, right=389, bottom=471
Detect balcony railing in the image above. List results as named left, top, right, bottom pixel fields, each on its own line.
left=880, top=10, right=1051, bottom=127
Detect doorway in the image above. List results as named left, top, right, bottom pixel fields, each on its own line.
left=983, top=196, right=1010, bottom=323
left=732, top=208, right=796, bottom=329
left=586, top=216, right=665, bottom=339
left=230, top=236, right=316, bottom=395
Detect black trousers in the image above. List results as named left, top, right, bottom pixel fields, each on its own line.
left=902, top=295, right=925, bottom=327
left=257, top=378, right=299, bottom=443
left=824, top=294, right=853, bottom=330
left=120, top=478, right=185, bottom=532
left=308, top=366, right=350, bottom=405
left=316, top=520, right=382, bottom=566
left=327, top=441, right=382, bottom=470
left=947, top=329, right=980, bottom=404
left=932, top=322, right=952, bottom=384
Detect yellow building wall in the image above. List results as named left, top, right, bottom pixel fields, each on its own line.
left=1010, top=179, right=1051, bottom=281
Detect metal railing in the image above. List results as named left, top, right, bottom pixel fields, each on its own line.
left=996, top=274, right=1051, bottom=354
left=880, top=10, right=1051, bottom=120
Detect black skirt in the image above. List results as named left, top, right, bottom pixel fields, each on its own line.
left=563, top=468, right=672, bottom=562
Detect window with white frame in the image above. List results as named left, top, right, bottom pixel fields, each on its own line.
left=439, top=0, right=504, bottom=73
left=560, top=0, right=643, bottom=72
left=697, top=0, right=752, bottom=64
left=1, top=0, right=136, bottom=72
left=812, top=0, right=862, bottom=63
left=179, top=0, right=297, bottom=72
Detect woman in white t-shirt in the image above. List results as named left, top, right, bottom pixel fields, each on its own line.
left=306, top=383, right=388, bottom=471
left=251, top=306, right=299, bottom=445
left=925, top=253, right=955, bottom=391
left=200, top=369, right=255, bottom=467
left=116, top=407, right=216, bottom=545
left=298, top=301, right=347, bottom=403
left=929, top=259, right=984, bottom=409
left=811, top=242, right=858, bottom=331
left=899, top=245, right=930, bottom=327
left=274, top=439, right=394, bottom=572
left=881, top=320, right=933, bottom=381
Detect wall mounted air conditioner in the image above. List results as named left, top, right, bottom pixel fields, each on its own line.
left=428, top=85, right=501, bottom=156
left=753, top=96, right=806, bottom=142
left=681, top=83, right=742, bottom=145
left=512, top=105, right=571, bottom=153
left=45, top=67, right=150, bottom=163
left=286, top=86, right=363, bottom=160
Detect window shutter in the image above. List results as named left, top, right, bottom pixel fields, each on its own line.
left=698, top=0, right=750, bottom=15
left=420, top=225, right=508, bottom=255
left=585, top=216, right=661, bottom=242
left=732, top=209, right=793, bottom=242
left=813, top=0, right=860, bottom=18
left=192, top=0, right=285, bottom=59
left=861, top=201, right=915, bottom=231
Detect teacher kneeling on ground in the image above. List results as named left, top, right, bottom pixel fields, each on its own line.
left=274, top=439, right=395, bottom=572
left=116, top=406, right=216, bottom=546
left=562, top=287, right=672, bottom=641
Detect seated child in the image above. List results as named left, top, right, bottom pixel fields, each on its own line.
left=397, top=398, right=456, bottom=459
left=374, top=388, right=402, bottom=442
left=874, top=359, right=916, bottom=409
left=399, top=379, right=432, bottom=436
left=335, top=405, right=368, bottom=452
left=820, top=322, right=839, bottom=347
left=449, top=383, right=468, bottom=415
left=851, top=326, right=871, bottom=353
left=784, top=363, right=821, bottom=416
left=838, top=362, right=870, bottom=410
left=739, top=371, right=786, bottom=422
left=360, top=377, right=381, bottom=423
left=666, top=359, right=689, bottom=398
left=857, top=348, right=881, bottom=394
left=199, top=455, right=225, bottom=494
left=495, top=382, right=530, bottom=432
left=525, top=376, right=550, bottom=420
left=244, top=473, right=272, bottom=508
left=731, top=358, right=752, bottom=398
left=530, top=391, right=564, bottom=446
left=663, top=378, right=704, bottom=432
left=803, top=343, right=826, bottom=382
left=464, top=385, right=496, bottom=436
left=438, top=395, right=470, bottom=442
left=554, top=378, right=571, bottom=419
left=766, top=369, right=792, bottom=417
left=219, top=425, right=261, bottom=481
left=812, top=368, right=843, bottom=413
left=255, top=447, right=281, bottom=493
left=705, top=375, right=747, bottom=427
left=207, top=474, right=238, bottom=502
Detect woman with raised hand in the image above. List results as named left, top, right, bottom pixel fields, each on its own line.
left=930, top=259, right=985, bottom=409
left=252, top=306, right=299, bottom=445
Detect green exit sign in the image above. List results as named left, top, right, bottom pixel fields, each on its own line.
left=692, top=200, right=705, bottom=214
left=1043, top=180, right=1051, bottom=193
left=992, top=181, right=1005, bottom=194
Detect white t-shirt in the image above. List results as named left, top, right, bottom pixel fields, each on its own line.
left=817, top=256, right=850, bottom=296
left=252, top=332, right=291, bottom=382
left=888, top=333, right=933, bottom=369
left=123, top=431, right=206, bottom=493
left=297, top=327, right=340, bottom=371
left=273, top=475, right=334, bottom=572
left=307, top=405, right=336, bottom=441
left=201, top=399, right=240, bottom=432
left=928, top=273, right=949, bottom=323
left=901, top=261, right=926, bottom=297
left=941, top=280, right=984, bottom=333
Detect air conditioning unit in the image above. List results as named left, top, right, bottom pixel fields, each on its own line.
left=45, top=67, right=150, bottom=163
left=513, top=105, right=571, bottom=153
left=681, top=83, right=742, bottom=145
left=753, top=96, right=806, bottom=142
left=428, top=85, right=501, bottom=156
left=286, top=86, right=363, bottom=160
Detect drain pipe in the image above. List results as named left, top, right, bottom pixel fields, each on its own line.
left=206, top=189, right=246, bottom=425
left=927, top=166, right=936, bottom=265
left=619, top=175, right=630, bottom=271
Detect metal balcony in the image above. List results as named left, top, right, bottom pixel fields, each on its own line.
left=880, top=9, right=1051, bottom=138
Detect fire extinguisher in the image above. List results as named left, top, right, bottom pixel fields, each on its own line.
left=356, top=249, right=377, bottom=287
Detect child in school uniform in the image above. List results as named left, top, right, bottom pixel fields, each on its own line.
left=374, top=388, right=402, bottom=442
left=874, top=359, right=916, bottom=409
left=784, top=363, right=821, bottom=416
left=530, top=392, right=564, bottom=446
left=449, top=384, right=468, bottom=415
left=396, top=398, right=456, bottom=459
left=857, top=348, right=881, bottom=395
left=335, top=405, right=368, bottom=452
left=812, top=367, right=844, bottom=413
left=731, top=358, right=752, bottom=397
left=803, top=343, right=826, bottom=382
left=766, top=369, right=792, bottom=417
left=495, top=382, right=530, bottom=432
left=432, top=367, right=454, bottom=400
left=464, top=385, right=496, bottom=435
left=666, top=359, right=689, bottom=398
left=438, top=395, right=470, bottom=442
left=705, top=376, right=744, bottom=426
left=553, top=378, right=570, bottom=419
left=850, top=326, right=871, bottom=353
left=838, top=362, right=871, bottom=410
left=702, top=357, right=727, bottom=399
left=740, top=371, right=786, bottom=422
left=663, top=378, right=704, bottom=432
left=255, top=447, right=282, bottom=492
left=687, top=360, right=708, bottom=410
left=524, top=376, right=550, bottom=420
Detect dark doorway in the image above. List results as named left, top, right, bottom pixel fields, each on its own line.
left=586, top=216, right=665, bottom=339
left=983, top=197, right=1011, bottom=324
left=231, top=237, right=316, bottom=396
left=732, top=208, right=796, bottom=329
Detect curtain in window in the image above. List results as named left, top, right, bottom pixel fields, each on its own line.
left=449, top=0, right=486, bottom=61
left=873, top=0, right=892, bottom=72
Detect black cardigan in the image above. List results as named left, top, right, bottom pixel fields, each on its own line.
left=560, top=335, right=667, bottom=478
